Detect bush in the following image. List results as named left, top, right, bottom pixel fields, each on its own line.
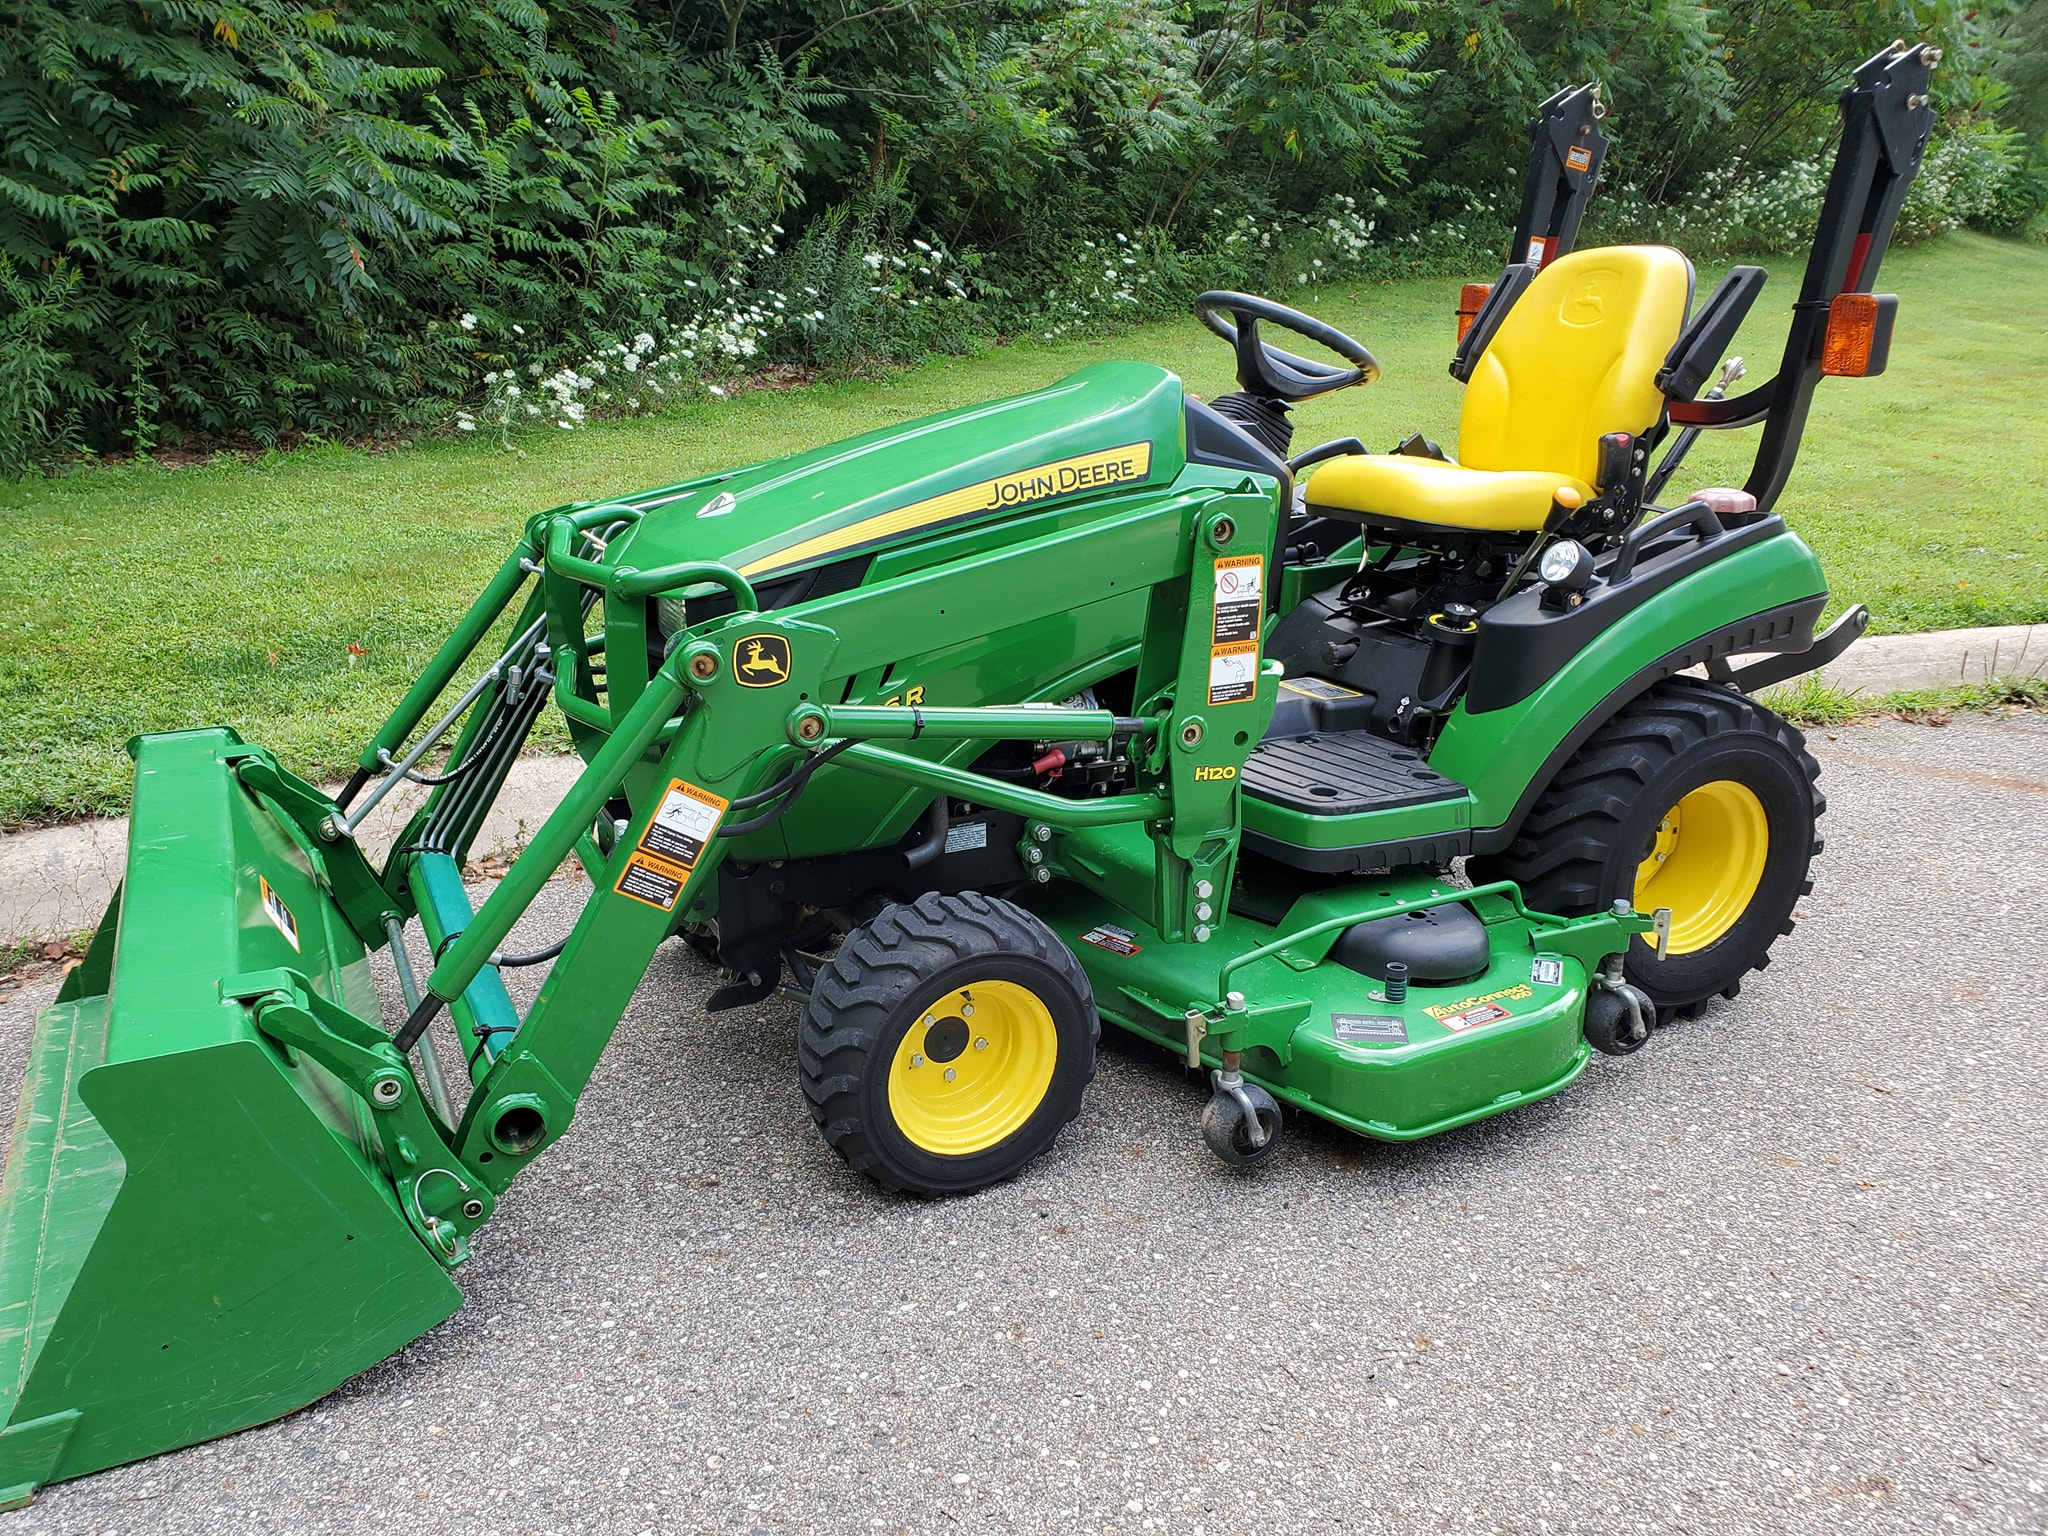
left=0, top=0, right=2027, bottom=467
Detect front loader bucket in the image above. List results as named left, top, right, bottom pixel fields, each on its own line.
left=0, top=729, right=460, bottom=1503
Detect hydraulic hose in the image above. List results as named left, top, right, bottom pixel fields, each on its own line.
left=715, top=739, right=859, bottom=838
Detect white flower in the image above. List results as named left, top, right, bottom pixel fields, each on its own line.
left=513, top=324, right=524, bottom=335
left=459, top=313, right=478, bottom=331
left=505, top=385, right=520, bottom=399
left=912, top=238, right=932, bottom=253
left=707, top=384, right=727, bottom=398
left=621, top=353, right=639, bottom=372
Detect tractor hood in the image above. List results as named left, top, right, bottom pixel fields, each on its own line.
left=606, top=361, right=1187, bottom=587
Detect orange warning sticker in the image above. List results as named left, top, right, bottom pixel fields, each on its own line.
left=1565, top=144, right=1593, bottom=173
left=615, top=778, right=728, bottom=911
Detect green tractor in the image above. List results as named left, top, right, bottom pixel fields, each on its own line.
left=0, top=43, right=1934, bottom=1501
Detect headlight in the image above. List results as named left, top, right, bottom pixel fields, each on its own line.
left=1538, top=539, right=1593, bottom=588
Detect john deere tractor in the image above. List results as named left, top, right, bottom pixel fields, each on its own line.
left=0, top=43, right=1934, bottom=1501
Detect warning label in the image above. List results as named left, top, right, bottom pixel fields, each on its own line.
left=1530, top=956, right=1564, bottom=986
left=1438, top=1002, right=1512, bottom=1033
left=1208, top=641, right=1259, bottom=706
left=1077, top=923, right=1143, bottom=957
left=1332, top=1012, right=1406, bottom=1045
left=1212, top=555, right=1265, bottom=645
left=1565, top=144, right=1593, bottom=173
left=638, top=779, right=726, bottom=867
left=259, top=875, right=300, bottom=952
left=616, top=853, right=691, bottom=911
left=616, top=778, right=728, bottom=911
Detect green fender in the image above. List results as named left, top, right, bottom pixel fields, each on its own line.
left=1429, top=530, right=1829, bottom=843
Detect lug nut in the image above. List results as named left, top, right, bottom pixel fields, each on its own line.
left=944, top=1068, right=958, bottom=1082
left=974, top=1037, right=988, bottom=1051
left=911, top=1054, right=925, bottom=1068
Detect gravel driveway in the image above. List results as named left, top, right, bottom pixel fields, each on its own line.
left=2, top=711, right=2042, bottom=1535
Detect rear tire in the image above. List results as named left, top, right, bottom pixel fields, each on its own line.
left=798, top=892, right=1098, bottom=1196
left=1473, top=680, right=1823, bottom=1015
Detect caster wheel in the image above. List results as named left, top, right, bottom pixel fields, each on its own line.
left=1201, top=1083, right=1283, bottom=1169
left=1582, top=985, right=1649, bottom=1057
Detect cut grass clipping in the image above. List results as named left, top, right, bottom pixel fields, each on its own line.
left=1, top=233, right=2043, bottom=828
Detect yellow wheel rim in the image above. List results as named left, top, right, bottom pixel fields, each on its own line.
left=886, top=979, right=1059, bottom=1156
left=1634, top=779, right=1770, bottom=955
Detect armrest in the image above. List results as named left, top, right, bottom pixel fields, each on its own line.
left=1658, top=266, right=1767, bottom=400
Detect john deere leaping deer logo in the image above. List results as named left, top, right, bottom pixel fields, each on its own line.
left=733, top=634, right=792, bottom=687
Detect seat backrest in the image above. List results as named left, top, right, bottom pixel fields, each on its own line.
left=1457, top=245, right=1693, bottom=486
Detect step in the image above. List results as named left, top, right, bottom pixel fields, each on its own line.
left=1242, top=731, right=1467, bottom=816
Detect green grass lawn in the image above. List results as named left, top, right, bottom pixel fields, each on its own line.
left=2, top=231, right=2042, bottom=828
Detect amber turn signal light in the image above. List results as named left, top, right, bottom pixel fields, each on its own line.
left=1820, top=292, right=1898, bottom=378
left=1455, top=283, right=1492, bottom=343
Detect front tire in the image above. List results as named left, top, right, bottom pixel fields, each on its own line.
left=798, top=892, right=1098, bottom=1196
left=1474, top=680, right=1824, bottom=1015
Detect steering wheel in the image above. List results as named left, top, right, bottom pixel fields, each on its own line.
left=1195, top=291, right=1380, bottom=403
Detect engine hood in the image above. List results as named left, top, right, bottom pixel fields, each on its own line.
left=605, top=361, right=1187, bottom=586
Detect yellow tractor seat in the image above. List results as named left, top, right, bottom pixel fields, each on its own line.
left=1304, top=456, right=1591, bottom=535
left=1305, top=244, right=1695, bottom=536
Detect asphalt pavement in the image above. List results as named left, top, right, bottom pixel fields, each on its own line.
left=2, top=710, right=2043, bottom=1535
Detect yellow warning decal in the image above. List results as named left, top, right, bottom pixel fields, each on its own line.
left=739, top=442, right=1153, bottom=577
left=615, top=778, right=728, bottom=911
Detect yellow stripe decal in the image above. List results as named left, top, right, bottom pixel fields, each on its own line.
left=738, top=441, right=1153, bottom=577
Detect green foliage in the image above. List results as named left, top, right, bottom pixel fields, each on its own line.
left=0, top=0, right=2034, bottom=467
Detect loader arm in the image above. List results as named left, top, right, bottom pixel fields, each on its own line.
left=416, top=485, right=1284, bottom=1189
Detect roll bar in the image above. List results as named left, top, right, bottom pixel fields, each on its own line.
left=1510, top=82, right=1611, bottom=271
left=1664, top=41, right=1939, bottom=515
